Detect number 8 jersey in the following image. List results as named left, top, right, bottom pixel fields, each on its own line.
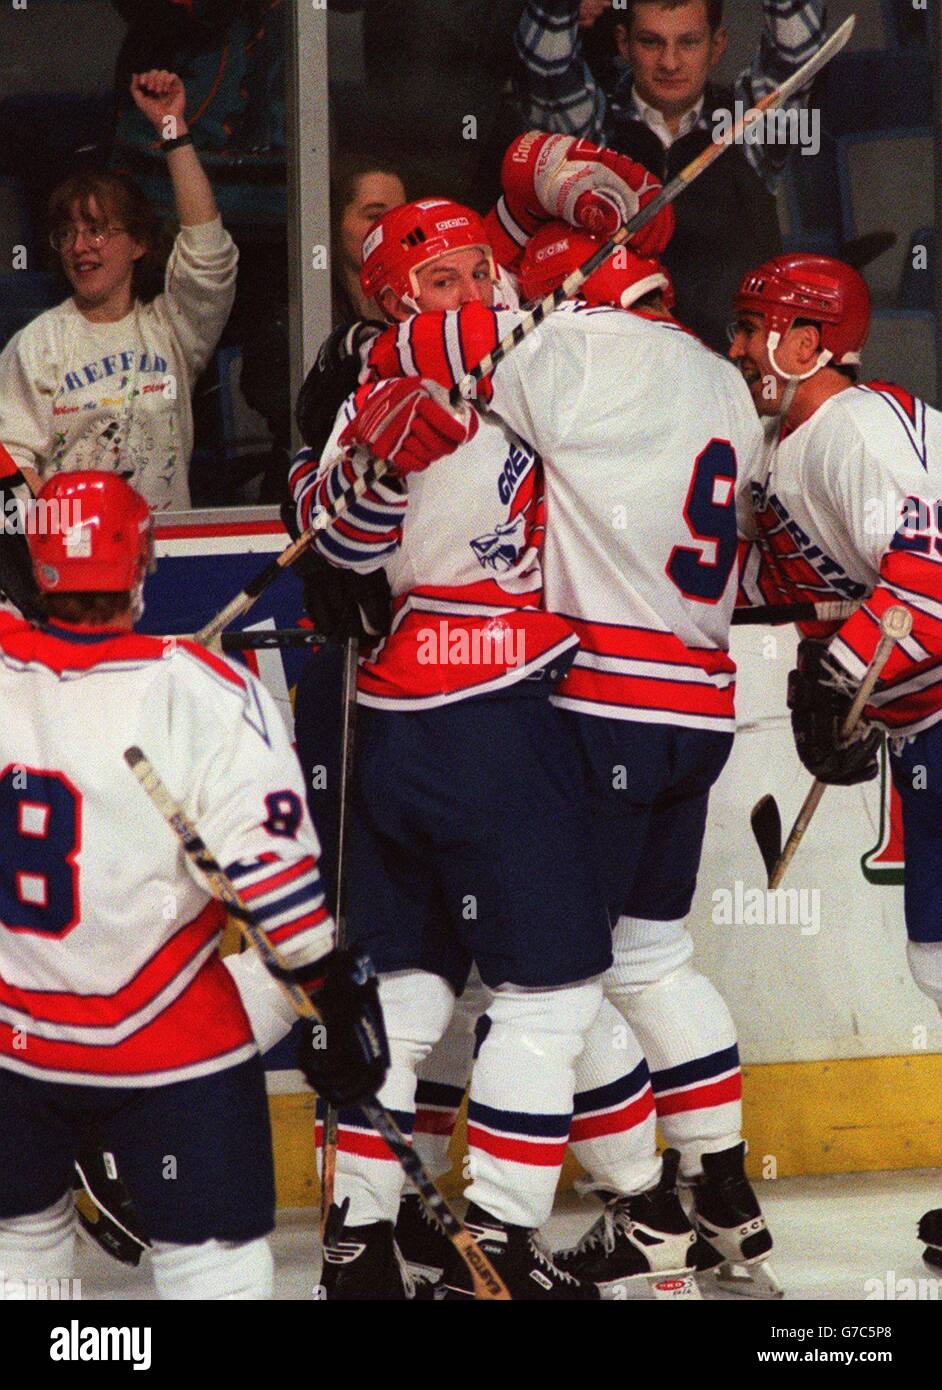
left=369, top=300, right=763, bottom=732
left=0, top=617, right=334, bottom=1086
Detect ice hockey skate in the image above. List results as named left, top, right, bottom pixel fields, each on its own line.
left=687, top=1142, right=782, bottom=1298
left=553, top=1149, right=701, bottom=1298
left=395, top=1191, right=454, bottom=1288
left=919, top=1208, right=942, bottom=1272
left=440, top=1203, right=600, bottom=1300
left=320, top=1219, right=415, bottom=1300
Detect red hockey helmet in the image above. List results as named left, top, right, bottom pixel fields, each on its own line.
left=30, top=471, right=153, bottom=594
left=519, top=221, right=673, bottom=311
left=735, top=254, right=871, bottom=376
left=360, top=198, right=496, bottom=309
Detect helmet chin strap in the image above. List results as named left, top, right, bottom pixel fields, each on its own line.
left=766, top=329, right=833, bottom=385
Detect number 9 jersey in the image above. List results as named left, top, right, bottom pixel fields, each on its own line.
left=0, top=617, right=334, bottom=1086
left=371, top=301, right=763, bottom=732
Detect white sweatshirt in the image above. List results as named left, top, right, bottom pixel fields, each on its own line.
left=0, top=218, right=237, bottom=510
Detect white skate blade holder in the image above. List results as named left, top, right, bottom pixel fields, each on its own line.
left=710, top=1258, right=784, bottom=1299
left=598, top=1271, right=703, bottom=1301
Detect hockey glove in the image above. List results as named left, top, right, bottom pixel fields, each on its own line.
left=0, top=463, right=44, bottom=620
left=339, top=376, right=478, bottom=476
left=502, top=131, right=674, bottom=256
left=296, top=319, right=385, bottom=457
left=280, top=500, right=391, bottom=642
left=787, top=638, right=882, bottom=785
left=294, top=948, right=389, bottom=1108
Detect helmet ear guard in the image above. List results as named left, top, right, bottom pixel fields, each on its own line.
left=735, top=253, right=870, bottom=386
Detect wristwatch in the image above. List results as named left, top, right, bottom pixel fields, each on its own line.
left=161, top=132, right=194, bottom=153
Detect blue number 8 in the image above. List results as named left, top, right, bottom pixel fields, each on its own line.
left=0, top=765, right=81, bottom=936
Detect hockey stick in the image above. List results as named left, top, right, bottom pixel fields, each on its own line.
left=752, top=605, right=912, bottom=889
left=732, top=599, right=860, bottom=627
left=320, top=636, right=359, bottom=1243
left=221, top=628, right=327, bottom=651
left=122, top=745, right=510, bottom=1301
left=193, top=15, right=855, bottom=647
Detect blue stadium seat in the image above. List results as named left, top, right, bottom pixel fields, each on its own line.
left=779, top=50, right=931, bottom=254
left=0, top=270, right=61, bottom=350
left=899, top=228, right=935, bottom=312
left=837, top=129, right=933, bottom=304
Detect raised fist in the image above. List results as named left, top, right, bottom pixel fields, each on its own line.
left=131, top=70, right=187, bottom=139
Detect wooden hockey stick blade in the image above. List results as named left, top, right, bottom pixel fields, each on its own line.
left=732, top=600, right=860, bottom=627
left=766, top=604, right=913, bottom=889
left=750, top=795, right=782, bottom=888
left=195, top=22, right=857, bottom=647
left=122, top=745, right=510, bottom=1301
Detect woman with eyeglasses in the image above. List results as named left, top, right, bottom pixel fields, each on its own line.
left=0, top=70, right=237, bottom=513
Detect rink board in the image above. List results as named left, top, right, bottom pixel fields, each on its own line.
left=150, top=511, right=941, bottom=1201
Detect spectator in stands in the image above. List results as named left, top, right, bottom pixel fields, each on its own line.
left=0, top=71, right=236, bottom=511
left=331, top=157, right=407, bottom=323
left=515, top=0, right=827, bottom=350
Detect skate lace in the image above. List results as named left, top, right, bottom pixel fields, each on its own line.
left=392, top=1239, right=417, bottom=1300
left=567, top=1202, right=625, bottom=1259
left=528, top=1230, right=583, bottom=1286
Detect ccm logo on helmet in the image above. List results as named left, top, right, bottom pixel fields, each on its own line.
left=435, top=217, right=471, bottom=233
left=362, top=225, right=384, bottom=261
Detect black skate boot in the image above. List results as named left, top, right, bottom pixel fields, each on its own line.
left=441, top=1203, right=600, bottom=1300
left=918, top=1208, right=942, bottom=1272
left=320, top=1218, right=414, bottom=1300
left=689, top=1142, right=782, bottom=1297
left=394, top=1192, right=454, bottom=1289
left=554, top=1149, right=700, bottom=1298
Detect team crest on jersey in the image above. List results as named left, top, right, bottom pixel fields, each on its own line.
left=469, top=443, right=535, bottom=572
left=470, top=515, right=527, bottom=571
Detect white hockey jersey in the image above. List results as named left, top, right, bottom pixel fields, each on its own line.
left=367, top=301, right=763, bottom=732
left=0, top=616, right=333, bottom=1086
left=289, top=384, right=578, bottom=711
left=738, top=382, right=942, bottom=736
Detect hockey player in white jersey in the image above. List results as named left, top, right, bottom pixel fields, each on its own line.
left=0, top=471, right=388, bottom=1300
left=728, top=253, right=942, bottom=1270
left=355, top=204, right=778, bottom=1290
left=290, top=171, right=699, bottom=1298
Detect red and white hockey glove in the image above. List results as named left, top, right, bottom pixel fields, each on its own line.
left=502, top=130, right=674, bottom=257
left=339, top=376, right=479, bottom=476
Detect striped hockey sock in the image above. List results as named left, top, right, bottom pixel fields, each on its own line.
left=569, top=1000, right=659, bottom=1196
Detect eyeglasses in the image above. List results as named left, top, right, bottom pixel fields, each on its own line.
left=49, top=224, right=128, bottom=253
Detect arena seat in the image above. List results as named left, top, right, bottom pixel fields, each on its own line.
left=837, top=129, right=933, bottom=304
left=864, top=310, right=937, bottom=406
left=899, top=228, right=935, bottom=312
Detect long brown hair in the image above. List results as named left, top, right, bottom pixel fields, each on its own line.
left=48, top=171, right=169, bottom=302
